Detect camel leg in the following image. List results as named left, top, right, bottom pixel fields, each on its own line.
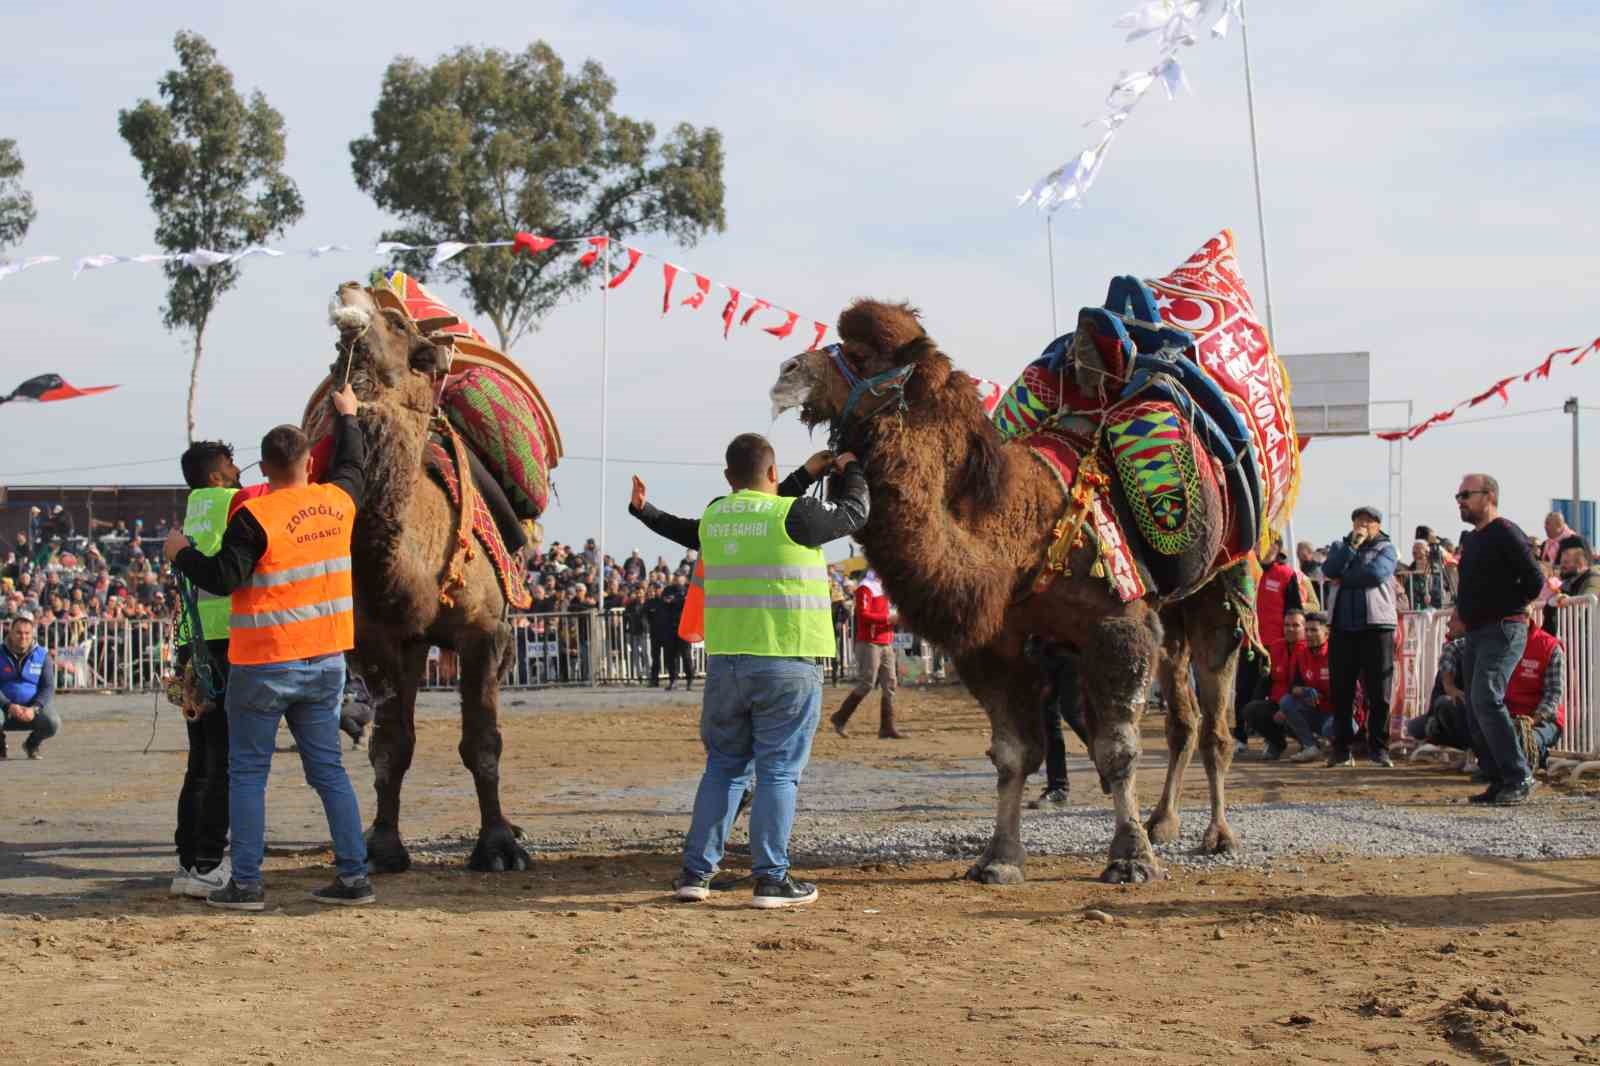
left=1083, top=612, right=1166, bottom=884
left=959, top=646, right=1042, bottom=886
left=460, top=622, right=530, bottom=873
left=1187, top=589, right=1243, bottom=854
left=1147, top=615, right=1198, bottom=845
left=363, top=639, right=429, bottom=874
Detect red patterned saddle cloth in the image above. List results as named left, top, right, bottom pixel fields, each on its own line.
left=425, top=437, right=532, bottom=610
left=1022, top=426, right=1148, bottom=604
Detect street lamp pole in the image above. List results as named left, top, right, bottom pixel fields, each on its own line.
left=1565, top=395, right=1581, bottom=519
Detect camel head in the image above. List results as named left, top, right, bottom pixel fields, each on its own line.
left=770, top=299, right=937, bottom=430
left=327, top=282, right=453, bottom=410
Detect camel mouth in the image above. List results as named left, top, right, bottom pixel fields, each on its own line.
left=770, top=354, right=834, bottom=424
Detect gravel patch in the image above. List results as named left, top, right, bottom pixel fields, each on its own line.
left=791, top=798, right=1600, bottom=870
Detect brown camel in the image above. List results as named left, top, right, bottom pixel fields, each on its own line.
left=771, top=300, right=1246, bottom=884
left=318, top=281, right=528, bottom=874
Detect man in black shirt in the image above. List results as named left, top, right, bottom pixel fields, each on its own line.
left=1452, top=472, right=1545, bottom=805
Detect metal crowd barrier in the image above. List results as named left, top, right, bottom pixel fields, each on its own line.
left=41, top=616, right=172, bottom=693
left=1555, top=594, right=1599, bottom=755
left=1397, top=596, right=1598, bottom=754
left=31, top=608, right=959, bottom=695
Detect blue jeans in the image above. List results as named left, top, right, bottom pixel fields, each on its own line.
left=1279, top=692, right=1328, bottom=749
left=1460, top=620, right=1530, bottom=787
left=682, top=655, right=822, bottom=882
left=226, top=653, right=367, bottom=886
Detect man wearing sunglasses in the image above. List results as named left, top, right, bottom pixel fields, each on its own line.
left=1452, top=474, right=1546, bottom=805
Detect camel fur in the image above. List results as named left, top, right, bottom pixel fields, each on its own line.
left=321, top=282, right=528, bottom=875
left=772, top=300, right=1244, bottom=884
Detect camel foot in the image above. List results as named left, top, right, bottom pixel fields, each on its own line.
left=964, top=861, right=1026, bottom=885
left=1146, top=808, right=1181, bottom=845
left=468, top=822, right=531, bottom=873
left=1099, top=858, right=1167, bottom=884
left=878, top=728, right=906, bottom=740
left=365, top=824, right=411, bottom=875
left=1201, top=821, right=1239, bottom=854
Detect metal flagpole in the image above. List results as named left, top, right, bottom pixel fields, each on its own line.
left=1046, top=215, right=1059, bottom=336
left=597, top=237, right=611, bottom=620
left=1240, top=0, right=1276, bottom=343
left=1239, top=0, right=1292, bottom=556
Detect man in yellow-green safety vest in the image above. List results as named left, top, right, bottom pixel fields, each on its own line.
left=168, top=439, right=243, bottom=901
left=630, top=433, right=868, bottom=909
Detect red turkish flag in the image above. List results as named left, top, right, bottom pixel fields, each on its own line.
left=765, top=310, right=800, bottom=339
left=608, top=246, right=643, bottom=289
left=513, top=232, right=556, bottom=256
left=682, top=274, right=712, bottom=310
left=721, top=288, right=741, bottom=339
left=739, top=297, right=771, bottom=327
left=578, top=236, right=609, bottom=269
left=661, top=263, right=679, bottom=314
left=808, top=322, right=828, bottom=350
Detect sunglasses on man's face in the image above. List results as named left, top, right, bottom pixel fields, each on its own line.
left=1454, top=489, right=1487, bottom=501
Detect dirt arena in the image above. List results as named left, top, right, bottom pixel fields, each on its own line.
left=4, top=685, right=1599, bottom=1065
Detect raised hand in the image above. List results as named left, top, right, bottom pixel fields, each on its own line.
left=630, top=475, right=647, bottom=510
left=803, top=450, right=835, bottom=478
left=332, top=382, right=359, bottom=416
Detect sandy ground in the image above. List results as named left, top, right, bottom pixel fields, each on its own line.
left=4, top=685, right=1600, bottom=1064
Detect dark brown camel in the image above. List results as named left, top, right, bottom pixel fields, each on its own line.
left=318, top=282, right=528, bottom=874
left=771, top=300, right=1244, bottom=884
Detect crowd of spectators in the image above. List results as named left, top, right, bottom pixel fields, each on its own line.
left=2, top=508, right=183, bottom=628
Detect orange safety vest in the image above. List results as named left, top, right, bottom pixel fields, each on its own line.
left=229, top=483, right=357, bottom=666
left=678, top=560, right=705, bottom=643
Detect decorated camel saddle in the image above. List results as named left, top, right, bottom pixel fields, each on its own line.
left=303, top=271, right=564, bottom=610
left=992, top=230, right=1299, bottom=607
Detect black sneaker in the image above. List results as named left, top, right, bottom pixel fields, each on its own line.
left=1262, top=744, right=1285, bottom=762
left=22, top=741, right=41, bottom=760
left=1027, top=787, right=1069, bottom=809
left=1469, top=769, right=1492, bottom=784
left=0, top=732, right=7, bottom=758
left=1325, top=747, right=1354, bottom=768
left=750, top=875, right=818, bottom=910
left=1493, top=779, right=1537, bottom=806
left=1467, top=786, right=1500, bottom=805
left=672, top=871, right=712, bottom=902
left=310, top=876, right=375, bottom=906
left=1369, top=748, right=1394, bottom=768
left=207, top=878, right=266, bottom=911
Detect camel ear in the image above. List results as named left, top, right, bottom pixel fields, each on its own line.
left=890, top=335, right=936, bottom=366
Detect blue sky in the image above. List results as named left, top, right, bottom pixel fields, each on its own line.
left=1, top=1, right=1595, bottom=565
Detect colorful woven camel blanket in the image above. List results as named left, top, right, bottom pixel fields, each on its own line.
left=425, top=434, right=533, bottom=611
left=992, top=230, right=1300, bottom=584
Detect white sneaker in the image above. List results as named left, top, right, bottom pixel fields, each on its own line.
left=1233, top=740, right=1248, bottom=757
left=184, top=857, right=233, bottom=899
left=169, top=862, right=195, bottom=896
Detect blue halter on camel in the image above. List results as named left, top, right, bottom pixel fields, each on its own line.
left=825, top=342, right=917, bottom=450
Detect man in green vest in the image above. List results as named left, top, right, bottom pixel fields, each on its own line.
left=630, top=433, right=868, bottom=908
left=169, top=439, right=242, bottom=900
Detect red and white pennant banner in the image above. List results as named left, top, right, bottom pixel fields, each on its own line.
left=1, top=232, right=832, bottom=349
left=1376, top=335, right=1600, bottom=441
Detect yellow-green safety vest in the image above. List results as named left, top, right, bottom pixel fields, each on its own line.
left=698, top=490, right=835, bottom=658
left=183, top=486, right=238, bottom=640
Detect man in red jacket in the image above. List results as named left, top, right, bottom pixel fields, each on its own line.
left=829, top=569, right=904, bottom=739
left=1501, top=604, right=1565, bottom=772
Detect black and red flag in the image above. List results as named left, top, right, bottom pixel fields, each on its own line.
left=0, top=374, right=119, bottom=405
